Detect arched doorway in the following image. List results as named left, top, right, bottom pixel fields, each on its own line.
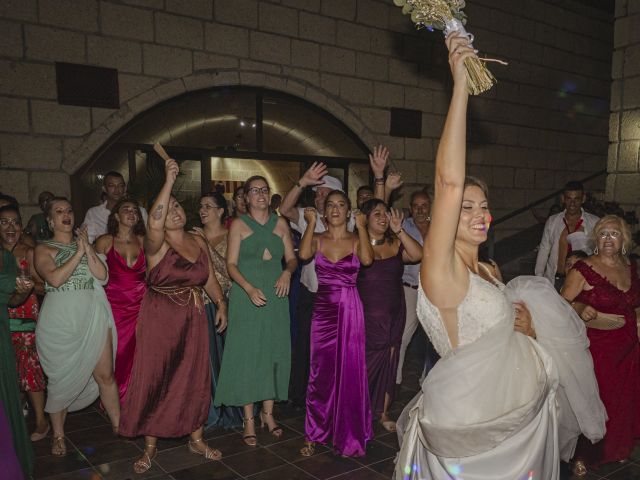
left=72, top=87, right=371, bottom=222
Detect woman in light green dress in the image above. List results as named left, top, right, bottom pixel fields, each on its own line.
left=34, top=197, right=118, bottom=456
left=0, top=247, right=35, bottom=477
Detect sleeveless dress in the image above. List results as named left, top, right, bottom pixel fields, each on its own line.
left=357, top=245, right=406, bottom=417
left=215, top=214, right=290, bottom=407
left=0, top=250, right=33, bottom=477
left=573, top=260, right=640, bottom=466
left=305, top=242, right=372, bottom=457
left=104, top=245, right=147, bottom=402
left=120, top=248, right=211, bottom=438
left=36, top=241, right=116, bottom=413
left=396, top=271, right=560, bottom=480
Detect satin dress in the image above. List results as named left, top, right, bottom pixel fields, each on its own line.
left=573, top=260, right=640, bottom=466
left=305, top=243, right=372, bottom=457
left=104, top=245, right=147, bottom=402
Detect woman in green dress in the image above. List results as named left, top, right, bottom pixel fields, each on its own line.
left=215, top=176, right=297, bottom=446
left=34, top=197, right=118, bottom=456
left=0, top=244, right=35, bottom=477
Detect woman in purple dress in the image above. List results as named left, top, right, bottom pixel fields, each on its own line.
left=298, top=190, right=374, bottom=457
left=357, top=199, right=422, bottom=432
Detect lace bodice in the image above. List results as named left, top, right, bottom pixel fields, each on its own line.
left=417, top=271, right=511, bottom=358
left=44, top=241, right=94, bottom=293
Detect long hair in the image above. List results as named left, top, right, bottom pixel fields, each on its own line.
left=199, top=191, right=229, bottom=225
left=107, top=199, right=146, bottom=236
left=361, top=198, right=394, bottom=244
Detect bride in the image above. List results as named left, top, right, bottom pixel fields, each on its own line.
left=395, top=33, right=594, bottom=480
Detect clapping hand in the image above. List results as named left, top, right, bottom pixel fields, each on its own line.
left=75, top=225, right=90, bottom=255
left=15, top=277, right=34, bottom=295
left=369, top=145, right=389, bottom=178
left=300, top=162, right=328, bottom=188
left=388, top=208, right=404, bottom=234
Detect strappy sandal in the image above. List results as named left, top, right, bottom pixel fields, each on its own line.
left=31, top=422, right=50, bottom=442
left=300, top=440, right=316, bottom=457
left=188, top=438, right=222, bottom=460
left=380, top=419, right=397, bottom=432
left=133, top=444, right=156, bottom=474
left=572, top=460, right=587, bottom=477
left=242, top=416, right=257, bottom=447
left=259, top=410, right=283, bottom=438
left=51, top=435, right=67, bottom=456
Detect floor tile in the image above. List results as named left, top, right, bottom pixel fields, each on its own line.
left=172, top=461, right=242, bottom=480
left=245, top=463, right=316, bottom=479
left=368, top=458, right=395, bottom=477
left=295, top=451, right=362, bottom=479
left=221, top=448, right=286, bottom=477
left=329, top=466, right=389, bottom=479
left=353, top=440, right=397, bottom=466
left=606, top=462, right=640, bottom=479
left=64, top=411, right=110, bottom=433
left=38, top=468, right=104, bottom=480
left=154, top=445, right=209, bottom=473
left=34, top=452, right=93, bottom=479
left=79, top=439, right=141, bottom=465
left=94, top=455, right=165, bottom=480
left=206, top=431, right=265, bottom=457
left=266, top=437, right=329, bottom=463
left=375, top=432, right=399, bottom=450
left=279, top=415, right=306, bottom=435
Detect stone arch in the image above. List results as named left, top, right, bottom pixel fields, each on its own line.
left=62, top=68, right=379, bottom=174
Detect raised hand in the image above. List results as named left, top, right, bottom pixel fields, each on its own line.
left=354, top=209, right=367, bottom=230
left=385, top=172, right=403, bottom=192
left=389, top=208, right=404, bottom=234
left=165, top=158, right=179, bottom=185
left=300, top=162, right=329, bottom=188
left=445, top=31, right=476, bottom=87
left=303, top=207, right=317, bottom=225
left=369, top=145, right=389, bottom=178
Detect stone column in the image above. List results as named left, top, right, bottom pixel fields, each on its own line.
left=608, top=0, right=640, bottom=215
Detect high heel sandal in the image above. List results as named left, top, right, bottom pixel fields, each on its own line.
left=572, top=460, right=587, bottom=477
left=259, top=410, right=283, bottom=438
left=242, top=416, right=257, bottom=447
left=188, top=438, right=222, bottom=461
left=133, top=444, right=157, bottom=474
left=300, top=440, right=316, bottom=457
left=51, top=435, right=67, bottom=456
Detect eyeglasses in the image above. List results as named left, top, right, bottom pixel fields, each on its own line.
left=0, top=218, right=21, bottom=227
left=247, top=187, right=269, bottom=195
left=598, top=230, right=621, bottom=239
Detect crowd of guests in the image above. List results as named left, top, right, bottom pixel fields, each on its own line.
left=0, top=99, right=638, bottom=480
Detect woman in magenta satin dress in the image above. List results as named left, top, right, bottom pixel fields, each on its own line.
left=298, top=190, right=374, bottom=457
left=95, top=199, right=147, bottom=402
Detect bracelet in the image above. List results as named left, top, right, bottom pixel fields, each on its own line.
left=374, top=178, right=385, bottom=184
left=295, top=181, right=302, bottom=188
left=393, top=228, right=403, bottom=235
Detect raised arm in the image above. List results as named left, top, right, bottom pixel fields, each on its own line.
left=280, top=162, right=328, bottom=225
left=390, top=208, right=422, bottom=263
left=298, top=207, right=318, bottom=261
left=77, top=226, right=107, bottom=282
left=355, top=210, right=374, bottom=266
left=421, top=33, right=474, bottom=287
left=369, top=145, right=388, bottom=201
left=144, top=158, right=178, bottom=257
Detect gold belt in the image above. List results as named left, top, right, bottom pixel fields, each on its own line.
left=150, top=285, right=205, bottom=313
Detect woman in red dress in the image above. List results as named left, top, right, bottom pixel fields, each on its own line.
left=562, top=214, right=640, bottom=474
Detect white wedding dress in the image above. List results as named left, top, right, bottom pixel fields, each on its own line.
left=395, top=272, right=607, bottom=480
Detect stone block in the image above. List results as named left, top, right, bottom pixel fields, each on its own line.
left=370, top=30, right=399, bottom=56
left=320, top=73, right=341, bottom=96
left=0, top=97, right=29, bottom=133
left=421, top=113, right=443, bottom=138
left=359, top=107, right=390, bottom=134
left=166, top=0, right=213, bottom=19
left=304, top=87, right=328, bottom=108
left=514, top=168, right=535, bottom=188
left=194, top=52, right=239, bottom=71
left=282, top=0, right=320, bottom=12
left=623, top=75, right=640, bottom=110
left=320, top=45, right=355, bottom=75
left=91, top=107, right=113, bottom=129
left=0, top=0, right=36, bottom=21
left=623, top=44, right=640, bottom=77
left=617, top=140, right=640, bottom=172
left=492, top=166, right=514, bottom=188
left=608, top=143, right=619, bottom=172
left=39, top=0, right=98, bottom=32
left=205, top=23, right=249, bottom=57
left=31, top=101, right=91, bottom=136
left=610, top=113, right=620, bottom=142
left=300, top=12, right=336, bottom=44
left=405, top=138, right=432, bottom=161
left=100, top=2, right=153, bottom=41
left=29, top=171, right=70, bottom=201
left=143, top=44, right=193, bottom=78
left=122, top=0, right=163, bottom=7
left=630, top=0, right=640, bottom=14
left=337, top=20, right=370, bottom=52
left=355, top=52, right=387, bottom=81
left=373, top=82, right=403, bottom=108
left=404, top=86, right=432, bottom=112
left=0, top=134, right=62, bottom=170
left=287, top=67, right=319, bottom=86
left=356, top=0, right=389, bottom=29
left=0, top=20, right=23, bottom=58
left=155, top=12, right=203, bottom=50
left=240, top=59, right=282, bottom=75
left=292, top=40, right=320, bottom=70
left=0, top=170, right=29, bottom=203
left=259, top=3, right=298, bottom=37
left=118, top=74, right=162, bottom=103
left=339, top=77, right=373, bottom=105
left=250, top=32, right=291, bottom=65
left=620, top=110, right=640, bottom=141
left=88, top=36, right=142, bottom=73
left=613, top=173, right=640, bottom=203
left=0, top=61, right=57, bottom=99
left=25, top=25, right=85, bottom=63
left=321, top=0, right=356, bottom=20
left=215, top=0, right=257, bottom=29
left=534, top=170, right=555, bottom=190
left=389, top=58, right=419, bottom=86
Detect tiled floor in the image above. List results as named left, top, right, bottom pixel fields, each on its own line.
left=29, top=353, right=640, bottom=480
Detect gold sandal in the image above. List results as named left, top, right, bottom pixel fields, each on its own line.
left=188, top=438, right=222, bottom=460
left=300, top=440, right=316, bottom=457
left=242, top=416, right=257, bottom=447
left=51, top=435, right=67, bottom=456
left=133, top=444, right=156, bottom=474
left=572, top=460, right=587, bottom=477
left=259, top=410, right=283, bottom=438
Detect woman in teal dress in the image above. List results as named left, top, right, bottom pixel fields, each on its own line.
left=34, top=197, right=118, bottom=456
left=0, top=247, right=35, bottom=478
left=215, top=176, right=297, bottom=446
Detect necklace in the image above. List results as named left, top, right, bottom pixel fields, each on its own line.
left=370, top=237, right=385, bottom=246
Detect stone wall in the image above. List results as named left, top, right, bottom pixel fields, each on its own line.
left=0, top=0, right=613, bottom=228
left=608, top=0, right=640, bottom=217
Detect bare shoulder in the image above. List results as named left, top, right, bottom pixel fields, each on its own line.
left=94, top=234, right=112, bottom=254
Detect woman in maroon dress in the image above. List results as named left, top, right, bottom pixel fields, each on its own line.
left=357, top=199, right=422, bottom=432
left=562, top=214, right=640, bottom=474
left=119, top=158, right=228, bottom=474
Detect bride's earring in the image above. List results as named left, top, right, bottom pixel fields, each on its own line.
left=594, top=246, right=598, bottom=255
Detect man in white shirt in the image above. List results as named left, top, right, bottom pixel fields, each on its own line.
left=535, top=181, right=599, bottom=289
left=280, top=163, right=355, bottom=407
left=82, top=171, right=148, bottom=243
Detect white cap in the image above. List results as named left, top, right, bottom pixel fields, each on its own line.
left=312, top=175, right=343, bottom=193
